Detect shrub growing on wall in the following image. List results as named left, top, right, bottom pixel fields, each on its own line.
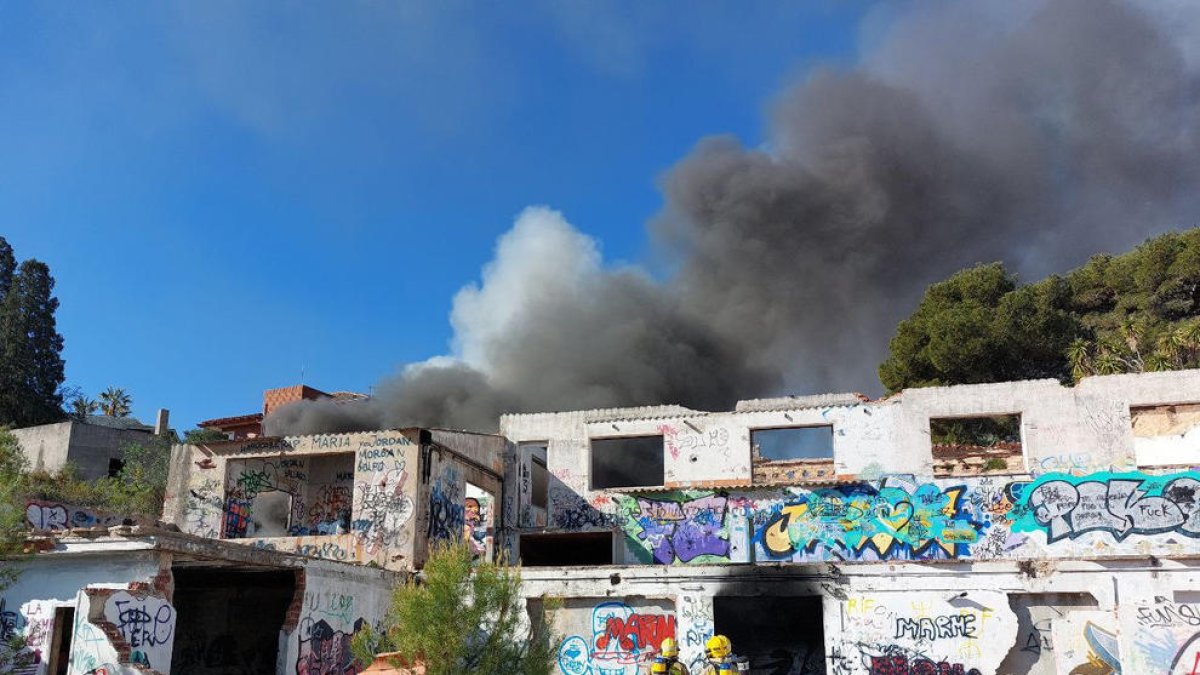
left=352, top=541, right=558, bottom=675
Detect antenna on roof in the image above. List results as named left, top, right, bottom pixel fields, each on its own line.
left=300, top=365, right=306, bottom=385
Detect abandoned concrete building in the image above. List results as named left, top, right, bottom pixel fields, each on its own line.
left=13, top=410, right=171, bottom=483
left=5, top=369, right=1200, bottom=675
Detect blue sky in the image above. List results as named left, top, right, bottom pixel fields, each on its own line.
left=0, top=2, right=872, bottom=429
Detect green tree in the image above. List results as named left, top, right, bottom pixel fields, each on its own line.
left=98, top=387, right=132, bottom=418
left=0, top=430, right=35, bottom=671
left=68, top=394, right=99, bottom=420
left=183, top=427, right=230, bottom=444
left=352, top=541, right=557, bottom=675
left=880, top=228, right=1200, bottom=391
left=0, top=258, right=66, bottom=428
left=104, top=437, right=172, bottom=520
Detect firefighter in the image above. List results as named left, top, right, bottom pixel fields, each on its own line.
left=649, top=637, right=690, bottom=675
left=698, top=635, right=748, bottom=674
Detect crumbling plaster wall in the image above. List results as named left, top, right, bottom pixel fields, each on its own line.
left=279, top=564, right=394, bottom=675
left=522, top=558, right=1200, bottom=675
left=499, top=370, right=1200, bottom=565
left=165, top=429, right=503, bottom=571
left=0, top=551, right=168, bottom=675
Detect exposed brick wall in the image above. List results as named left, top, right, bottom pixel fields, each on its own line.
left=282, top=568, right=307, bottom=632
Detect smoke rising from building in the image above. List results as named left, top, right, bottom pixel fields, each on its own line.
left=266, top=0, right=1200, bottom=435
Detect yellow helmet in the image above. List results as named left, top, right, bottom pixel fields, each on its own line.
left=705, top=634, right=732, bottom=660
left=660, top=637, right=679, bottom=658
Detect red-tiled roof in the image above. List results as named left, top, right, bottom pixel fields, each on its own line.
left=197, top=413, right=263, bottom=428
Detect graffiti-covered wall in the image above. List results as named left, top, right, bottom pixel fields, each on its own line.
left=553, top=598, right=677, bottom=675
left=169, top=432, right=420, bottom=569
left=166, top=429, right=503, bottom=571
left=0, top=551, right=175, bottom=675
left=831, top=591, right=1017, bottom=675
left=556, top=470, right=1200, bottom=566
left=280, top=569, right=391, bottom=675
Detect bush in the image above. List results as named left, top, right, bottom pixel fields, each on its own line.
left=352, top=541, right=557, bottom=675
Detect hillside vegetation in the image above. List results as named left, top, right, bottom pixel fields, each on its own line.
left=879, top=228, right=1200, bottom=393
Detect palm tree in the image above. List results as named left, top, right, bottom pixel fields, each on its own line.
left=1066, top=338, right=1092, bottom=382
left=69, top=395, right=99, bottom=420
left=98, top=387, right=132, bottom=418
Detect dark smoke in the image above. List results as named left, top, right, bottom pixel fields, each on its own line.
left=266, top=0, right=1200, bottom=435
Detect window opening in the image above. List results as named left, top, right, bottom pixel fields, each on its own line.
left=752, top=426, right=833, bottom=461
left=531, top=457, right=549, bottom=511
left=223, top=453, right=354, bottom=539
left=1131, top=402, right=1200, bottom=467
left=590, top=436, right=664, bottom=489
left=47, top=606, right=75, bottom=675
left=520, top=532, right=613, bottom=566
left=751, top=426, right=835, bottom=485
left=929, top=414, right=1022, bottom=476
left=464, top=482, right=495, bottom=562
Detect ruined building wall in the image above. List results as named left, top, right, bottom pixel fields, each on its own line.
left=504, top=370, right=1200, bottom=675
left=500, top=370, right=1200, bottom=566
left=163, top=428, right=502, bottom=571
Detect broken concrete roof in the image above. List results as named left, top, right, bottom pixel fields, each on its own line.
left=734, top=392, right=870, bottom=413
left=27, top=525, right=404, bottom=579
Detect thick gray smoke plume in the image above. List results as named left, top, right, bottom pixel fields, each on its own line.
left=267, top=0, right=1200, bottom=435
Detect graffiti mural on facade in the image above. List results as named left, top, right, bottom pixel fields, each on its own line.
left=863, top=650, right=982, bottom=675
left=755, top=481, right=987, bottom=560
left=556, top=601, right=676, bottom=675
left=103, top=591, right=176, bottom=672
left=1127, top=599, right=1200, bottom=674
left=296, top=616, right=366, bottom=675
left=614, top=493, right=731, bottom=564
left=1012, top=471, right=1200, bottom=543
left=836, top=592, right=1014, bottom=675
left=352, top=438, right=416, bottom=558
left=428, top=465, right=465, bottom=543
left=551, top=485, right=613, bottom=530
left=25, top=500, right=126, bottom=531
left=306, top=485, right=352, bottom=535
left=184, top=477, right=223, bottom=538
left=1050, top=611, right=1120, bottom=675
left=464, top=485, right=495, bottom=561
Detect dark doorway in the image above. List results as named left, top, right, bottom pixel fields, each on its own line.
left=519, top=532, right=613, bottom=566
left=713, top=596, right=826, bottom=675
left=46, top=606, right=74, bottom=675
left=170, top=567, right=295, bottom=675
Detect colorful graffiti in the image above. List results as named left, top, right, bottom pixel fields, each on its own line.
left=25, top=500, right=127, bottom=530
left=306, top=485, right=352, bottom=535
left=1128, top=599, right=1200, bottom=674
left=296, top=617, right=366, bottom=675
left=1012, top=471, right=1200, bottom=543
left=755, top=481, right=987, bottom=560
left=865, top=651, right=982, bottom=675
left=428, top=465, right=465, bottom=543
left=615, top=493, right=731, bottom=564
left=837, top=592, right=1013, bottom=675
left=0, top=597, right=22, bottom=641
left=557, top=601, right=676, bottom=675
left=1050, top=611, right=1121, bottom=675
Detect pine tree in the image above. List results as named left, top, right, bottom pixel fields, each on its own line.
left=0, top=259, right=65, bottom=427
left=0, top=239, right=14, bottom=302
